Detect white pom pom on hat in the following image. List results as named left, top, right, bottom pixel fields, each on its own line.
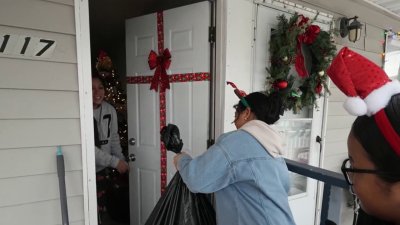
left=327, top=47, right=400, bottom=116
left=343, top=97, right=367, bottom=116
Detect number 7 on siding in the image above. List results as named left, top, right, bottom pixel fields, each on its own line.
left=35, top=39, right=56, bottom=57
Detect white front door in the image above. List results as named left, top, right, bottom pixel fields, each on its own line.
left=254, top=5, right=328, bottom=225
left=125, top=2, right=210, bottom=224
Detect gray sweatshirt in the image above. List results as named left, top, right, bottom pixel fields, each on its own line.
left=94, top=101, right=125, bottom=172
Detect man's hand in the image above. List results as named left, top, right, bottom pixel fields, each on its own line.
left=116, top=160, right=129, bottom=173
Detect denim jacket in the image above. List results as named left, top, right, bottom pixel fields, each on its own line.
left=177, top=120, right=296, bottom=225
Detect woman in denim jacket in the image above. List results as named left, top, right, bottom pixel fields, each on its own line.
left=173, top=90, right=295, bottom=225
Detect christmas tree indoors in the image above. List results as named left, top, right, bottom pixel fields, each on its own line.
left=95, top=50, right=128, bottom=155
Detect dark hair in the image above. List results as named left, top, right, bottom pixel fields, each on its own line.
left=235, top=92, right=283, bottom=125
left=92, top=74, right=106, bottom=87
left=351, top=93, right=400, bottom=183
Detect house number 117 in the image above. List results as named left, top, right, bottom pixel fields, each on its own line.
left=0, top=34, right=56, bottom=58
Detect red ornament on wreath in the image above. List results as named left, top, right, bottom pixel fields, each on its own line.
left=273, top=80, right=288, bottom=89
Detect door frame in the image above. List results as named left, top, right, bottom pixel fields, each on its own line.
left=215, top=0, right=228, bottom=137
left=75, top=1, right=224, bottom=224
left=74, top=0, right=98, bottom=225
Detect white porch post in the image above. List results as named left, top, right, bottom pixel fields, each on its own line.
left=74, top=0, right=98, bottom=225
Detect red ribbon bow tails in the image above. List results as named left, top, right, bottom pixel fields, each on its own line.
left=295, top=15, right=321, bottom=78
left=148, top=48, right=171, bottom=92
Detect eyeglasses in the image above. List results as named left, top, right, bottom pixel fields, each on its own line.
left=341, top=158, right=397, bottom=186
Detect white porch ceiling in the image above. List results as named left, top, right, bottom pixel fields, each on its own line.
left=363, top=0, right=400, bottom=18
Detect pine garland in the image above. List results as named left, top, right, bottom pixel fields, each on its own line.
left=266, top=13, right=336, bottom=113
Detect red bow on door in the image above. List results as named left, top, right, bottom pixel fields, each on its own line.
left=148, top=48, right=171, bottom=92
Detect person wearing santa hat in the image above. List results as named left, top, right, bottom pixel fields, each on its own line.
left=327, top=47, right=400, bottom=225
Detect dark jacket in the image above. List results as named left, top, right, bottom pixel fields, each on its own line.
left=356, top=209, right=394, bottom=225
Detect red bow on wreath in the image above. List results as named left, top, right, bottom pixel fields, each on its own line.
left=295, top=15, right=321, bottom=78
left=148, top=48, right=171, bottom=92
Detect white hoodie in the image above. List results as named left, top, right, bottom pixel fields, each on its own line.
left=240, top=120, right=286, bottom=157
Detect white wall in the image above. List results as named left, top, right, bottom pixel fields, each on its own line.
left=222, top=0, right=255, bottom=132
left=0, top=0, right=85, bottom=225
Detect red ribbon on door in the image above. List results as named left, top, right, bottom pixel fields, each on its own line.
left=127, top=11, right=210, bottom=194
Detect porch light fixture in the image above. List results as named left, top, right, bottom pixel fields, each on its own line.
left=339, top=16, right=363, bottom=43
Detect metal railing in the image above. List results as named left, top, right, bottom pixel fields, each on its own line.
left=285, top=159, right=350, bottom=225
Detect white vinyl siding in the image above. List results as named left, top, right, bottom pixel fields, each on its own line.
left=0, top=145, right=82, bottom=178
left=0, top=1, right=84, bottom=225
left=0, top=197, right=84, bottom=225
left=0, top=58, right=78, bottom=90
left=0, top=90, right=80, bottom=119
left=0, top=0, right=75, bottom=35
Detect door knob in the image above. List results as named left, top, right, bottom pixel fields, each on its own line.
left=129, top=138, right=136, bottom=146
left=128, top=154, right=136, bottom=162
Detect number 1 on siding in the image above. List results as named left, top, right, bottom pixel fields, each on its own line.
left=0, top=34, right=10, bottom=53
left=20, top=37, right=31, bottom=54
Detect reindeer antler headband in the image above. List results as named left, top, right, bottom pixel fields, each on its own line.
left=226, top=81, right=250, bottom=108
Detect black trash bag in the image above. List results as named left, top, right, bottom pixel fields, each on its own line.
left=160, top=124, right=183, bottom=154
left=145, top=172, right=216, bottom=225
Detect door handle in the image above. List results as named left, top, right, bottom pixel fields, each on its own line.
left=129, top=138, right=136, bottom=146
left=316, top=135, right=322, bottom=143
left=128, top=154, right=136, bottom=162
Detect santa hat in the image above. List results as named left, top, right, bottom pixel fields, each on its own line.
left=327, top=47, right=400, bottom=116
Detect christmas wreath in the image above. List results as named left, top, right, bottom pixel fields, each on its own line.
left=266, top=13, right=336, bottom=113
